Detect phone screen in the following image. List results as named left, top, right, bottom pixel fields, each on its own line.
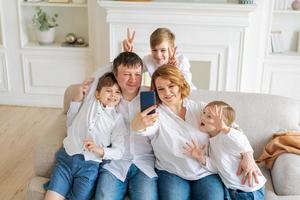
left=140, top=91, right=156, bottom=115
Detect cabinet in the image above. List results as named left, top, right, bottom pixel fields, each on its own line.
left=261, top=0, right=300, bottom=100
left=0, top=0, right=95, bottom=107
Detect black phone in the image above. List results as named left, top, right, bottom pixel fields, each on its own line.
left=140, top=91, right=156, bottom=115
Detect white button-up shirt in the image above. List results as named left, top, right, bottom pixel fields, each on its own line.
left=143, top=53, right=196, bottom=89
left=137, top=98, right=213, bottom=180
left=64, top=96, right=125, bottom=163
left=207, top=129, right=266, bottom=192
left=102, top=87, right=157, bottom=182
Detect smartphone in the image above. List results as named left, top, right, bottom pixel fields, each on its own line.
left=140, top=91, right=156, bottom=115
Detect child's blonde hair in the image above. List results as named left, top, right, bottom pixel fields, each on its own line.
left=150, top=28, right=175, bottom=49
left=205, top=101, right=236, bottom=127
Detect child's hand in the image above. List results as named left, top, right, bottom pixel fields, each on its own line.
left=122, top=28, right=135, bottom=52
left=83, top=139, right=104, bottom=158
left=183, top=139, right=207, bottom=165
left=208, top=105, right=230, bottom=133
left=73, top=78, right=94, bottom=102
left=167, top=46, right=178, bottom=67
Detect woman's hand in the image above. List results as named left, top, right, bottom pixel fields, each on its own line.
left=167, top=47, right=178, bottom=67
left=122, top=28, right=135, bottom=52
left=131, top=105, right=158, bottom=132
left=84, top=139, right=104, bottom=158
left=237, top=151, right=262, bottom=186
left=73, top=78, right=94, bottom=102
left=183, top=139, right=207, bottom=165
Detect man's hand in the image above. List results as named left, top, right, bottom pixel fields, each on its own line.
left=122, top=28, right=135, bottom=52
left=73, top=78, right=94, bottom=102
left=131, top=105, right=158, bottom=132
left=237, top=151, right=262, bottom=186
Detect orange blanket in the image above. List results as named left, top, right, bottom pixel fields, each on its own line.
left=256, top=132, right=300, bottom=169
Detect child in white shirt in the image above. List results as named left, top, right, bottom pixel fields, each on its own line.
left=44, top=72, right=125, bottom=200
left=122, top=27, right=196, bottom=89
left=184, top=101, right=266, bottom=200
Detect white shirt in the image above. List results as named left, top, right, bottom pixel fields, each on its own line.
left=206, top=129, right=266, bottom=192
left=64, top=96, right=125, bottom=163
left=143, top=54, right=196, bottom=89
left=138, top=98, right=213, bottom=180
left=102, top=87, right=157, bottom=181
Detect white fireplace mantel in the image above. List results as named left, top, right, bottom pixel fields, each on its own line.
left=98, top=0, right=257, bottom=91
left=99, top=1, right=256, bottom=27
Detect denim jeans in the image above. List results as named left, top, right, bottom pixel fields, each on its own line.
left=44, top=147, right=99, bottom=200
left=95, top=164, right=158, bottom=200
left=156, top=169, right=225, bottom=200
left=224, top=186, right=265, bottom=200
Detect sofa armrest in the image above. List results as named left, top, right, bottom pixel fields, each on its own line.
left=34, top=113, right=67, bottom=178
left=271, top=153, right=300, bottom=195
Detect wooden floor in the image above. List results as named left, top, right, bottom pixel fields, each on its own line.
left=0, top=105, right=62, bottom=200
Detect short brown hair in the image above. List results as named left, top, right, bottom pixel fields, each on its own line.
left=205, top=101, right=236, bottom=126
left=96, top=72, right=119, bottom=92
left=150, top=28, right=175, bottom=49
left=112, top=52, right=143, bottom=76
left=151, top=64, right=190, bottom=104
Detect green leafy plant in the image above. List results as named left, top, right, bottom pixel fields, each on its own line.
left=32, top=7, right=58, bottom=32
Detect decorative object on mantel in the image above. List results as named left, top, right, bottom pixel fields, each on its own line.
left=239, top=0, right=253, bottom=4
left=48, top=0, right=70, bottom=3
left=62, top=33, right=88, bottom=47
left=32, top=7, right=58, bottom=45
left=291, top=0, right=300, bottom=10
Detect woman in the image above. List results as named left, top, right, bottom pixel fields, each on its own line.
left=132, top=65, right=261, bottom=200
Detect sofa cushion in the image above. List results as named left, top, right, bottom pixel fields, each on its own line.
left=27, top=176, right=48, bottom=200
left=271, top=153, right=300, bottom=195
left=34, top=113, right=66, bottom=177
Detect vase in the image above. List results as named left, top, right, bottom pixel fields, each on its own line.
left=36, top=27, right=56, bottom=45
left=292, top=0, right=300, bottom=10
left=239, top=0, right=253, bottom=4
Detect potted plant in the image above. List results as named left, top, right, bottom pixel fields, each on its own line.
left=32, top=7, right=58, bottom=45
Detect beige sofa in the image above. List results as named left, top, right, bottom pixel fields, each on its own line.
left=27, top=86, right=300, bottom=200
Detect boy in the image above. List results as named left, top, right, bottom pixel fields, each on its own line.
left=184, top=101, right=266, bottom=200
left=123, top=27, right=196, bottom=89
left=44, top=72, right=125, bottom=200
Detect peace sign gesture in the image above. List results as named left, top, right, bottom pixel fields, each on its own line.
left=122, top=28, right=136, bottom=52
left=167, top=46, right=178, bottom=67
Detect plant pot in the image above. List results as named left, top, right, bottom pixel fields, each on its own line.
left=35, top=27, right=56, bottom=45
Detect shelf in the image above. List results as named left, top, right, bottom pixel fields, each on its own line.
left=273, top=9, right=300, bottom=14
left=21, top=1, right=87, bottom=8
left=23, top=41, right=89, bottom=51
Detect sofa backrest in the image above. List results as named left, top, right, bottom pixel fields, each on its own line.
left=190, top=90, right=300, bottom=158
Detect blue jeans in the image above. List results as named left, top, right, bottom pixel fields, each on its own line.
left=156, top=169, right=224, bottom=200
left=224, top=186, right=265, bottom=200
left=44, top=148, right=99, bottom=200
left=95, top=164, right=158, bottom=200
